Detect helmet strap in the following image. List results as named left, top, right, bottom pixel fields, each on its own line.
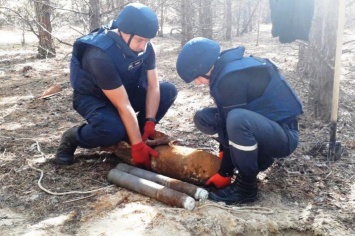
left=200, top=74, right=212, bottom=80
left=118, top=30, right=135, bottom=48
left=127, top=34, right=134, bottom=47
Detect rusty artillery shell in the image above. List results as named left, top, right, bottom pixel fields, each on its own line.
left=102, top=142, right=221, bottom=185
left=115, top=163, right=208, bottom=200
left=151, top=145, right=221, bottom=185
left=107, top=169, right=195, bottom=210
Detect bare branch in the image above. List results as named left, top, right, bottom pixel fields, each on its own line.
left=31, top=0, right=88, bottom=15
left=100, top=5, right=124, bottom=16
left=0, top=6, right=39, bottom=38
left=344, top=39, right=355, bottom=46
left=30, top=12, right=73, bottom=46
left=37, top=43, right=56, bottom=58
left=152, top=0, right=171, bottom=12
left=1, top=5, right=66, bottom=48
left=240, top=0, right=261, bottom=35
left=69, top=25, right=85, bottom=37
left=72, top=0, right=89, bottom=32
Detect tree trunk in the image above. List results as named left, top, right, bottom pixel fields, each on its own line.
left=89, top=0, right=101, bottom=32
left=242, top=2, right=249, bottom=33
left=236, top=2, right=241, bottom=36
left=225, top=0, right=232, bottom=40
left=33, top=0, right=56, bottom=58
left=199, top=0, right=213, bottom=39
left=158, top=0, right=164, bottom=37
left=240, top=0, right=260, bottom=35
left=298, top=0, right=338, bottom=121
left=180, top=0, right=194, bottom=46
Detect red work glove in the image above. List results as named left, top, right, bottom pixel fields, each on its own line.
left=205, top=173, right=232, bottom=189
left=218, top=151, right=224, bottom=159
left=142, top=121, right=156, bottom=141
left=131, top=141, right=159, bottom=169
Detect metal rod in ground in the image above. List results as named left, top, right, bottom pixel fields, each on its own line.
left=115, top=163, right=208, bottom=200
left=107, top=168, right=195, bottom=211
left=328, top=122, right=341, bottom=161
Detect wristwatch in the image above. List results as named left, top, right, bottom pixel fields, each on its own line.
left=146, top=118, right=157, bottom=123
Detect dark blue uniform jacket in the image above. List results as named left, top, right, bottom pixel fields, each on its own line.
left=70, top=25, right=154, bottom=99
left=210, top=46, right=303, bottom=143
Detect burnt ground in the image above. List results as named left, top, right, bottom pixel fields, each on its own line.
left=0, top=25, right=354, bottom=235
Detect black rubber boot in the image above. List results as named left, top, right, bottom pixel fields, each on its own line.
left=55, top=127, right=78, bottom=165
left=208, top=174, right=257, bottom=204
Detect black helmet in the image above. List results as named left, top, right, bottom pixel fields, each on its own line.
left=113, top=3, right=158, bottom=39
left=176, top=37, right=220, bottom=83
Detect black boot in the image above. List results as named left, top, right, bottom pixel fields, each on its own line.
left=208, top=174, right=257, bottom=204
left=55, top=127, right=78, bottom=165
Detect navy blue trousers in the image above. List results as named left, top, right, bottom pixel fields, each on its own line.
left=73, top=82, right=177, bottom=148
left=194, top=107, right=299, bottom=179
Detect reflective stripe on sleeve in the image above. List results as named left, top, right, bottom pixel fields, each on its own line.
left=229, top=141, right=258, bottom=151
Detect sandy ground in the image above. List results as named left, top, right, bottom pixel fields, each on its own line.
left=0, top=24, right=354, bottom=236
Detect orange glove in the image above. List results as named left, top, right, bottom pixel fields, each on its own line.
left=206, top=173, right=232, bottom=189
left=131, top=141, right=159, bottom=169
left=142, top=121, right=156, bottom=141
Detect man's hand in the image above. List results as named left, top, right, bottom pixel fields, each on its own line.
left=131, top=141, right=159, bottom=169
left=206, top=173, right=232, bottom=189
left=142, top=121, right=156, bottom=141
